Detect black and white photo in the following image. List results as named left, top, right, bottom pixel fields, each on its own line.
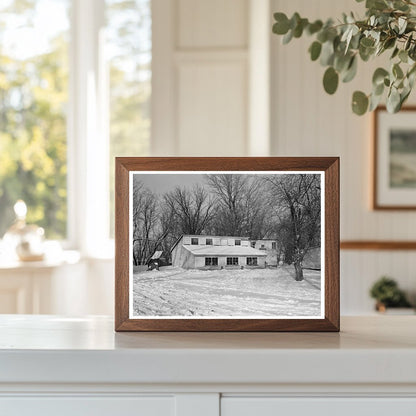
left=129, top=171, right=324, bottom=319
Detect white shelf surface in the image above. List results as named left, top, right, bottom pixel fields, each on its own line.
left=0, top=315, right=415, bottom=386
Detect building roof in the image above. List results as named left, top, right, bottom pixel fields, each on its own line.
left=182, top=245, right=267, bottom=257
left=151, top=251, right=163, bottom=260
left=181, top=234, right=250, bottom=240
left=170, top=234, right=251, bottom=252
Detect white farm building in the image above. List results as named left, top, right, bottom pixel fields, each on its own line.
left=171, top=235, right=267, bottom=269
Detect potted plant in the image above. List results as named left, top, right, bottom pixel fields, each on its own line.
left=272, top=0, right=416, bottom=115
left=369, top=276, right=413, bottom=313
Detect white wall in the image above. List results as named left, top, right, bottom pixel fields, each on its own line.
left=58, top=0, right=416, bottom=316
left=152, top=0, right=270, bottom=157
left=271, top=0, right=416, bottom=313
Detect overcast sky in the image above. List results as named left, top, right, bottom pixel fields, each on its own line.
left=133, top=172, right=322, bottom=196
left=133, top=173, right=208, bottom=195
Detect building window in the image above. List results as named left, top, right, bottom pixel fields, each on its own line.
left=206, top=238, right=213, bottom=245
left=272, top=242, right=277, bottom=250
left=0, top=0, right=151, bottom=255
left=260, top=244, right=266, bottom=250
left=247, top=257, right=258, bottom=266
left=235, top=239, right=241, bottom=246
left=205, top=257, right=218, bottom=266
left=227, top=257, right=238, bottom=265
left=251, top=241, right=256, bottom=248
left=191, top=237, right=199, bottom=245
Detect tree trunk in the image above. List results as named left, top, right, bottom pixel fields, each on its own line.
left=294, top=261, right=304, bottom=281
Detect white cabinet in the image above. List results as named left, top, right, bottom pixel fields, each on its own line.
left=1, top=316, right=416, bottom=416
left=222, top=398, right=416, bottom=416
left=1, top=397, right=175, bottom=416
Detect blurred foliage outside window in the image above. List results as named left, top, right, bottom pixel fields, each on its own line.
left=0, top=0, right=151, bottom=241
left=0, top=0, right=69, bottom=239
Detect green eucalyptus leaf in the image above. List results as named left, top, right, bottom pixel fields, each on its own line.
left=366, top=0, right=388, bottom=10
left=372, top=67, right=389, bottom=85
left=309, top=41, right=322, bottom=61
left=323, top=67, right=339, bottom=94
left=282, top=29, right=293, bottom=44
left=352, top=91, right=369, bottom=115
left=383, top=37, right=396, bottom=50
left=369, top=92, right=383, bottom=111
left=374, top=82, right=385, bottom=96
left=290, top=12, right=301, bottom=29
left=320, top=40, right=335, bottom=66
left=405, top=34, right=413, bottom=51
left=393, top=0, right=409, bottom=11
left=334, top=51, right=353, bottom=72
left=391, top=47, right=399, bottom=59
left=273, top=13, right=290, bottom=34
left=342, top=56, right=358, bottom=82
left=398, top=17, right=407, bottom=34
left=387, top=87, right=401, bottom=113
left=307, top=20, right=323, bottom=35
left=293, top=18, right=308, bottom=38
left=399, top=49, right=408, bottom=63
left=317, top=29, right=328, bottom=43
left=393, top=63, right=404, bottom=79
left=359, top=44, right=375, bottom=61
left=360, top=37, right=375, bottom=48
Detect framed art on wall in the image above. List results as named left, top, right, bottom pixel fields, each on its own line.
left=115, top=157, right=339, bottom=331
left=374, top=106, right=416, bottom=210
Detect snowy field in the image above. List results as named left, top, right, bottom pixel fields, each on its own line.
left=132, top=266, right=322, bottom=317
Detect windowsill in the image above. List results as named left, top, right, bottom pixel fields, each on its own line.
left=0, top=250, right=81, bottom=270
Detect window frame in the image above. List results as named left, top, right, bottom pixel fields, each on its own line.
left=205, top=257, right=218, bottom=266
left=247, top=257, right=258, bottom=266
left=226, top=257, right=238, bottom=266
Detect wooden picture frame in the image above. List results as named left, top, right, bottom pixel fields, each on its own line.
left=373, top=106, right=416, bottom=210
left=115, top=157, right=339, bottom=332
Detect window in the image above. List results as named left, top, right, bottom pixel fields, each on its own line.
left=0, top=0, right=70, bottom=239
left=272, top=241, right=277, bottom=250
left=260, top=244, right=266, bottom=250
left=205, top=257, right=218, bottom=266
left=206, top=238, right=213, bottom=245
left=247, top=257, right=258, bottom=266
left=235, top=239, right=241, bottom=246
left=227, top=257, right=238, bottom=265
left=191, top=238, right=199, bottom=245
left=251, top=241, right=256, bottom=248
left=0, top=0, right=151, bottom=255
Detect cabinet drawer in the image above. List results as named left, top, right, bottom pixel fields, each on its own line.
left=221, top=397, right=416, bottom=416
left=0, top=396, right=175, bottom=416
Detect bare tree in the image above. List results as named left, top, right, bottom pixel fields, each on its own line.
left=164, top=185, right=213, bottom=237
left=206, top=174, right=269, bottom=238
left=132, top=180, right=169, bottom=266
left=263, top=174, right=321, bottom=281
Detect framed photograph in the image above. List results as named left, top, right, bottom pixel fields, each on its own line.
left=115, top=157, right=339, bottom=332
left=374, top=106, right=416, bottom=209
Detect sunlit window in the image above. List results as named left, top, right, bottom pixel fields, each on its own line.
left=0, top=0, right=152, bottom=246
left=0, top=0, right=70, bottom=239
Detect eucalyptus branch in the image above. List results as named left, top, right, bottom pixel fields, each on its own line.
left=272, top=0, right=416, bottom=115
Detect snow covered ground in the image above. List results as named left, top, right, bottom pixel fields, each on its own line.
left=132, top=266, right=322, bottom=317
